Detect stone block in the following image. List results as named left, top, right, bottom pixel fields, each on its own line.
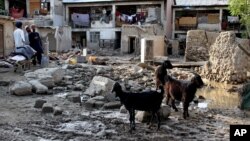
left=42, top=103, right=54, bottom=113
left=34, top=99, right=47, bottom=108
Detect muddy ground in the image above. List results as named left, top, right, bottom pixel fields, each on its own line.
left=0, top=56, right=250, bottom=141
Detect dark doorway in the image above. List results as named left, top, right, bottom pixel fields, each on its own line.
left=80, top=32, right=87, bottom=48
left=129, top=37, right=136, bottom=53
left=115, top=31, right=121, bottom=49
left=0, top=24, right=4, bottom=57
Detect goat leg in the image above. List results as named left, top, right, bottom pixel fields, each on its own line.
left=183, top=102, right=189, bottom=119
left=166, top=93, right=170, bottom=106
left=148, top=111, right=155, bottom=129
left=171, top=99, right=178, bottom=112
left=132, top=110, right=136, bottom=130
left=156, top=110, right=161, bottom=131
left=129, top=110, right=133, bottom=133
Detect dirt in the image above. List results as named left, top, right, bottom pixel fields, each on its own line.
left=0, top=58, right=250, bottom=141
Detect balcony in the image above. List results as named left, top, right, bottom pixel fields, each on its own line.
left=34, top=16, right=53, bottom=27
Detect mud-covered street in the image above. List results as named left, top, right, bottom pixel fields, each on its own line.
left=0, top=55, right=249, bottom=141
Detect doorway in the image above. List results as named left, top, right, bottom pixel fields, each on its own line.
left=115, top=31, right=121, bottom=49
left=0, top=24, right=4, bottom=57
left=128, top=36, right=136, bottom=53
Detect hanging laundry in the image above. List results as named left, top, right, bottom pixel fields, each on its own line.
left=71, top=13, right=90, bottom=27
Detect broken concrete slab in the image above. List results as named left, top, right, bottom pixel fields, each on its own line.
left=34, top=99, right=47, bottom=108
left=29, top=80, right=48, bottom=94
left=84, top=76, right=116, bottom=102
left=9, top=81, right=33, bottom=96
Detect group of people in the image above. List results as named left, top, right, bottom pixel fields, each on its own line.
left=13, top=21, right=44, bottom=65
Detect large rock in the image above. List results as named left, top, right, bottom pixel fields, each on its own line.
left=38, top=75, right=55, bottom=88
left=239, top=83, right=250, bottom=110
left=84, top=76, right=116, bottom=102
left=9, top=81, right=33, bottom=96
left=29, top=80, right=48, bottom=94
left=25, top=67, right=66, bottom=85
left=202, top=32, right=250, bottom=84
left=135, top=105, right=171, bottom=122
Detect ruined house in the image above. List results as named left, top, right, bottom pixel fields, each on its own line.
left=0, top=15, right=15, bottom=58
left=62, top=0, right=168, bottom=55
left=0, top=0, right=72, bottom=54
left=170, top=0, right=241, bottom=56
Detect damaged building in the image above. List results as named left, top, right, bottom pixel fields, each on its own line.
left=170, top=0, right=241, bottom=56
left=0, top=0, right=72, bottom=55
left=63, top=0, right=167, bottom=55
left=0, top=15, right=15, bottom=58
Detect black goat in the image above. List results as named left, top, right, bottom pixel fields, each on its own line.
left=164, top=73, right=204, bottom=119
left=155, top=60, right=173, bottom=90
left=111, top=82, right=164, bottom=133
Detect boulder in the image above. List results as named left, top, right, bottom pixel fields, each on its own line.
left=29, top=80, right=48, bottom=94
left=25, top=68, right=66, bottom=85
left=238, top=83, right=250, bottom=110
left=84, top=76, right=116, bottom=102
left=37, top=75, right=55, bottom=88
left=9, top=81, right=33, bottom=96
left=135, top=105, right=171, bottom=122
left=34, top=68, right=66, bottom=83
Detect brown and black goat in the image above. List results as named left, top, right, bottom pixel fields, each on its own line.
left=111, top=82, right=164, bottom=133
left=164, top=73, right=204, bottom=119
left=155, top=60, right=173, bottom=90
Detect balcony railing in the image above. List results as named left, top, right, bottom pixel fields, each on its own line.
left=0, top=9, right=9, bottom=16
left=34, top=19, right=53, bottom=27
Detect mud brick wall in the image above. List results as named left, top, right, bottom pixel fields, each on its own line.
left=202, top=32, right=250, bottom=84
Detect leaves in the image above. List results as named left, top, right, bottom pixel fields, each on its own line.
left=0, top=0, right=4, bottom=10
left=229, top=0, right=250, bottom=37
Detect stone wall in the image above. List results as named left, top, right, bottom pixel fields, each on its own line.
left=184, top=30, right=219, bottom=62
left=202, top=32, right=250, bottom=84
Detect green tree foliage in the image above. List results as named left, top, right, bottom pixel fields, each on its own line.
left=229, top=0, right=250, bottom=38
left=0, top=0, right=4, bottom=10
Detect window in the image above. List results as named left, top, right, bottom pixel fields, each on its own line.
left=90, top=32, right=100, bottom=43
left=41, top=0, right=50, bottom=14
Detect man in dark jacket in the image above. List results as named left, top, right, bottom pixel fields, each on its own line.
left=29, top=24, right=43, bottom=65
